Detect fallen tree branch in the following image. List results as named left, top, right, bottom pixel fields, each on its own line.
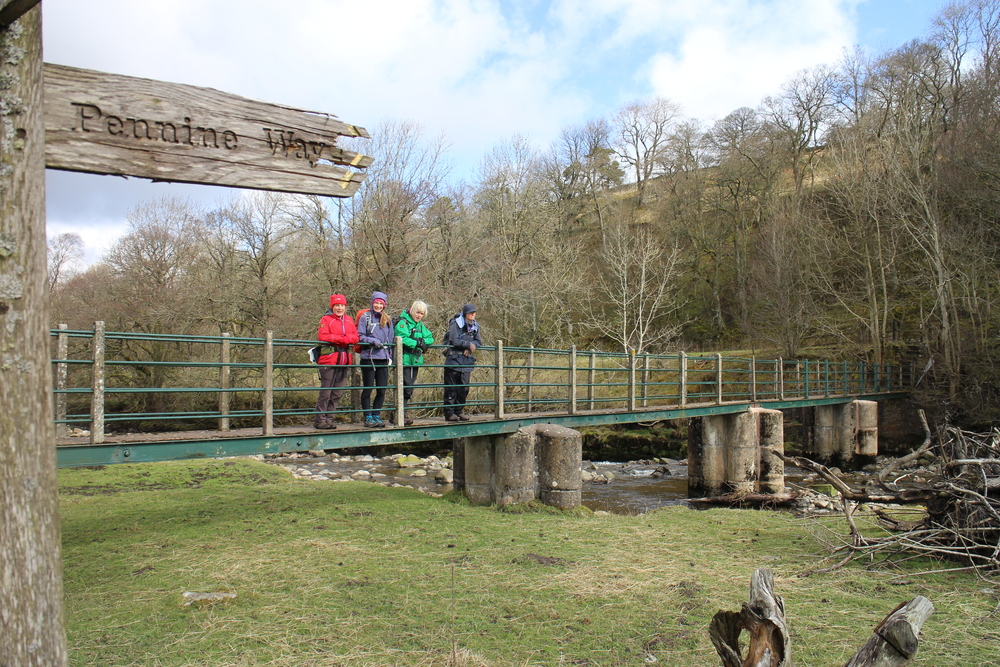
left=877, top=409, right=932, bottom=493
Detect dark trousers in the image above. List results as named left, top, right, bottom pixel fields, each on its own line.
left=316, top=366, right=349, bottom=422
left=360, top=359, right=389, bottom=413
left=443, top=365, right=472, bottom=417
left=402, top=366, right=419, bottom=403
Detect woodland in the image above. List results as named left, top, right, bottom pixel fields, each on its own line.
left=46, top=1, right=1000, bottom=425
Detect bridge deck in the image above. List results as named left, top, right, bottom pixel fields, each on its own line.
left=55, top=393, right=906, bottom=467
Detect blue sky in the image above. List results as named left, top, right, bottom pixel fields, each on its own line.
left=41, top=0, right=951, bottom=262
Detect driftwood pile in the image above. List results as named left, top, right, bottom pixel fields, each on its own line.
left=786, top=413, right=1000, bottom=576
left=711, top=569, right=934, bottom=667
left=693, top=411, right=1000, bottom=576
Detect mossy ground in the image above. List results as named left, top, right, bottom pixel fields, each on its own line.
left=60, top=459, right=1000, bottom=666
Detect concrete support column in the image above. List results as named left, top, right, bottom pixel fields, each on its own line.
left=726, top=411, right=759, bottom=494
left=494, top=429, right=536, bottom=506
left=855, top=400, right=878, bottom=457
left=460, top=424, right=583, bottom=509
left=689, top=414, right=727, bottom=497
left=536, top=424, right=582, bottom=509
left=463, top=434, right=496, bottom=505
left=811, top=400, right=879, bottom=467
left=757, top=408, right=785, bottom=494
left=813, top=404, right=838, bottom=463
left=688, top=408, right=786, bottom=497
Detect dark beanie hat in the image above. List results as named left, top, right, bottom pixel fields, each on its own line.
left=462, top=303, right=477, bottom=316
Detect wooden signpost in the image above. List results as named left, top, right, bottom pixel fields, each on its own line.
left=44, top=64, right=372, bottom=197
left=1, top=4, right=372, bottom=665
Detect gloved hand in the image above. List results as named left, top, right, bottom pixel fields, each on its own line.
left=417, top=341, right=429, bottom=353
left=373, top=341, right=384, bottom=350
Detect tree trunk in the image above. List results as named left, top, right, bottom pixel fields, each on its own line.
left=0, top=7, right=68, bottom=666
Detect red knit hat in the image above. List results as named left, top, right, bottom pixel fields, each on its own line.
left=330, top=294, right=347, bottom=307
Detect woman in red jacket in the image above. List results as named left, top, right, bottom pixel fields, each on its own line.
left=315, top=294, right=359, bottom=429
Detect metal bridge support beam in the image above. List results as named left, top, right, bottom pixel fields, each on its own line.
left=811, top=400, right=879, bottom=467
left=687, top=407, right=785, bottom=497
left=459, top=424, right=582, bottom=509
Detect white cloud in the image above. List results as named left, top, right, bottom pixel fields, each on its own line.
left=41, top=0, right=870, bottom=255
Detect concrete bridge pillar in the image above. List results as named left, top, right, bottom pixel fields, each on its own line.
left=688, top=407, right=785, bottom=497
left=458, top=424, right=582, bottom=508
left=807, top=400, right=878, bottom=467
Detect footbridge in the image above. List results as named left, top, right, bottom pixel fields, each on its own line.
left=52, top=324, right=911, bottom=473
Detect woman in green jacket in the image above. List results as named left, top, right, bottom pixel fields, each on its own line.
left=394, top=300, right=435, bottom=425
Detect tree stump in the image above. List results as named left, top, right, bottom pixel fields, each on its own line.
left=843, top=596, right=935, bottom=667
left=709, top=570, right=934, bottom=667
left=709, top=569, right=791, bottom=667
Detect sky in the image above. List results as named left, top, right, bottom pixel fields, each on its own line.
left=40, top=0, right=952, bottom=263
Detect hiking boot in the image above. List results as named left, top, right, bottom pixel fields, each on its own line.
left=403, top=418, right=414, bottom=426
left=315, top=421, right=336, bottom=430
left=373, top=415, right=386, bottom=428
left=457, top=414, right=470, bottom=421
left=445, top=414, right=460, bottom=422
left=364, top=415, right=380, bottom=428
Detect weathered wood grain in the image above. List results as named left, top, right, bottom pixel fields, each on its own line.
left=0, top=7, right=69, bottom=665
left=43, top=63, right=372, bottom=197
left=843, top=596, right=935, bottom=667
left=0, top=0, right=39, bottom=27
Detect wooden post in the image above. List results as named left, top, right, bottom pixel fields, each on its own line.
left=568, top=345, right=577, bottom=415
left=394, top=336, right=404, bottom=427
left=495, top=340, right=505, bottom=420
left=778, top=357, right=784, bottom=400
left=679, top=351, right=687, bottom=407
left=262, top=330, right=273, bottom=435
left=628, top=350, right=637, bottom=412
left=0, top=5, right=69, bottom=665
left=55, top=323, right=68, bottom=437
left=641, top=354, right=649, bottom=407
left=587, top=350, right=596, bottom=411
left=525, top=345, right=534, bottom=413
left=219, top=332, right=231, bottom=431
left=716, top=352, right=723, bottom=404
left=90, top=321, right=105, bottom=444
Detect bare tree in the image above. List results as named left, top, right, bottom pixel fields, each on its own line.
left=345, top=119, right=448, bottom=293
left=586, top=220, right=684, bottom=353
left=612, top=97, right=681, bottom=208
left=46, top=232, right=84, bottom=291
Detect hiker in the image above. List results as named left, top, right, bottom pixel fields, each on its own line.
left=314, top=293, right=359, bottom=429
left=394, top=300, right=435, bottom=426
left=357, top=291, right=394, bottom=428
left=442, top=303, right=482, bottom=422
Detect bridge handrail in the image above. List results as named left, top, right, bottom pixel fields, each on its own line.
left=49, top=324, right=912, bottom=444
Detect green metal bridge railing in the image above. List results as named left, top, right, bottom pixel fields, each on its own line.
left=50, top=323, right=912, bottom=448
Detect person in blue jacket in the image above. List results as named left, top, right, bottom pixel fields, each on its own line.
left=442, top=303, right=482, bottom=422
left=357, top=291, right=394, bottom=428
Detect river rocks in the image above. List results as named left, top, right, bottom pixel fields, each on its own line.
left=308, top=449, right=326, bottom=457
left=435, top=469, right=454, bottom=484
left=409, top=469, right=427, bottom=477
left=350, top=470, right=371, bottom=479
left=396, top=455, right=424, bottom=468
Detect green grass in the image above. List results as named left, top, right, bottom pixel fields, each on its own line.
left=60, top=459, right=1000, bottom=666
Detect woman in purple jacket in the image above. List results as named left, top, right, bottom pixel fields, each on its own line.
left=357, top=291, right=394, bottom=427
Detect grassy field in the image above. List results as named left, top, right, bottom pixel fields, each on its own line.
left=59, top=459, right=1000, bottom=666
